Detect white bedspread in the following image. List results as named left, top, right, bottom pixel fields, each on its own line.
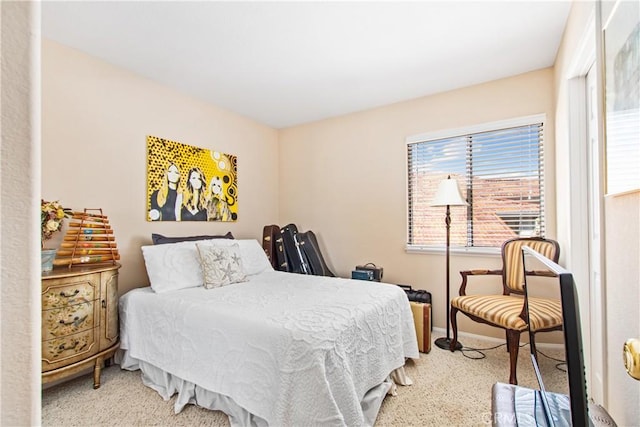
left=119, top=271, right=419, bottom=426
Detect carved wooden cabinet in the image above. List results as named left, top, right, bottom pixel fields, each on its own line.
left=41, top=263, right=120, bottom=388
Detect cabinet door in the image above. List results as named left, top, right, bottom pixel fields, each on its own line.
left=99, top=269, right=119, bottom=350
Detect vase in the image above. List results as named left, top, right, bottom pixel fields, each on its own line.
left=41, top=249, right=58, bottom=272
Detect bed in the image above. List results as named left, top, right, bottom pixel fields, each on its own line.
left=117, top=238, right=419, bottom=426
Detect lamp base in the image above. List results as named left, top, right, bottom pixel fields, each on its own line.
left=435, top=337, right=463, bottom=351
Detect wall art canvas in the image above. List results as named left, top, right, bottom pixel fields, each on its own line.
left=146, top=135, right=238, bottom=222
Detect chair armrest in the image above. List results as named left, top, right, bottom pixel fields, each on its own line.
left=526, top=270, right=556, bottom=278
left=458, top=269, right=503, bottom=296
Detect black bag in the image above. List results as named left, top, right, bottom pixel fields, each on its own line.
left=397, top=284, right=432, bottom=304
left=399, top=284, right=433, bottom=332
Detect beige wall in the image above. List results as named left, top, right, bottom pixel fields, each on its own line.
left=1, top=1, right=41, bottom=424
left=41, top=40, right=280, bottom=294
left=279, top=68, right=557, bottom=337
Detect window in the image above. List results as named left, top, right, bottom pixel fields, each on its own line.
left=407, top=115, right=545, bottom=249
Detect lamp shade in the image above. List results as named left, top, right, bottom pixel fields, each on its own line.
left=430, top=177, right=468, bottom=207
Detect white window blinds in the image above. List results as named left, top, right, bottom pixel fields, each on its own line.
left=407, top=120, right=545, bottom=248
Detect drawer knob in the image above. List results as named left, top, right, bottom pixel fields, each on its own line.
left=59, top=289, right=80, bottom=298
left=58, top=315, right=87, bottom=327
left=58, top=340, right=79, bottom=351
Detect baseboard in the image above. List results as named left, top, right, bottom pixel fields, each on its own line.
left=432, top=327, right=564, bottom=350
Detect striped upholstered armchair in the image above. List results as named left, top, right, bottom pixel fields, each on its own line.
left=449, top=237, right=562, bottom=385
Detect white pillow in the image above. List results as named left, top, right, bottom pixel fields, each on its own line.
left=141, top=241, right=204, bottom=293
left=237, top=239, right=275, bottom=275
left=197, top=239, right=274, bottom=275
left=196, top=243, right=247, bottom=288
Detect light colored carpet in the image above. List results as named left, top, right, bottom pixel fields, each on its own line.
left=42, top=335, right=567, bottom=426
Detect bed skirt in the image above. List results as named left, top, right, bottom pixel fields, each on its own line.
left=116, top=349, right=413, bottom=427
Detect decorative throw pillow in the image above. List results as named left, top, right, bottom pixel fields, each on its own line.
left=195, top=239, right=274, bottom=275
left=196, top=243, right=247, bottom=288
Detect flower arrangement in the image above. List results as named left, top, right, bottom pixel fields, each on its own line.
left=41, top=199, right=72, bottom=248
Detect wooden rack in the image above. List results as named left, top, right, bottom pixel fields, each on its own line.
left=54, top=208, right=120, bottom=269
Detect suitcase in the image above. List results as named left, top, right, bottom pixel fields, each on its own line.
left=280, top=224, right=310, bottom=274
left=298, top=230, right=335, bottom=277
left=409, top=302, right=432, bottom=353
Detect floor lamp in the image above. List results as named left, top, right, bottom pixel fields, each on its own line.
left=431, top=175, right=468, bottom=351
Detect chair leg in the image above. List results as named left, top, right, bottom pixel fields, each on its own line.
left=449, top=306, right=459, bottom=352
left=506, top=329, right=521, bottom=385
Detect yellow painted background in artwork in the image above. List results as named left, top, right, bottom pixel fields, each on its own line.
left=146, top=135, right=238, bottom=221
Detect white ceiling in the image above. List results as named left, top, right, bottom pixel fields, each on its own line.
left=41, top=1, right=572, bottom=129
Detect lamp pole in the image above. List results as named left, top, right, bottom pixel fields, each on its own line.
left=431, top=175, right=466, bottom=351
left=434, top=204, right=461, bottom=350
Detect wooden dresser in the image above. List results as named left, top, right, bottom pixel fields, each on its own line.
left=41, top=263, right=120, bottom=389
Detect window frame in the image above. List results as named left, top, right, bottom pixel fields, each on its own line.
left=405, top=114, right=547, bottom=255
